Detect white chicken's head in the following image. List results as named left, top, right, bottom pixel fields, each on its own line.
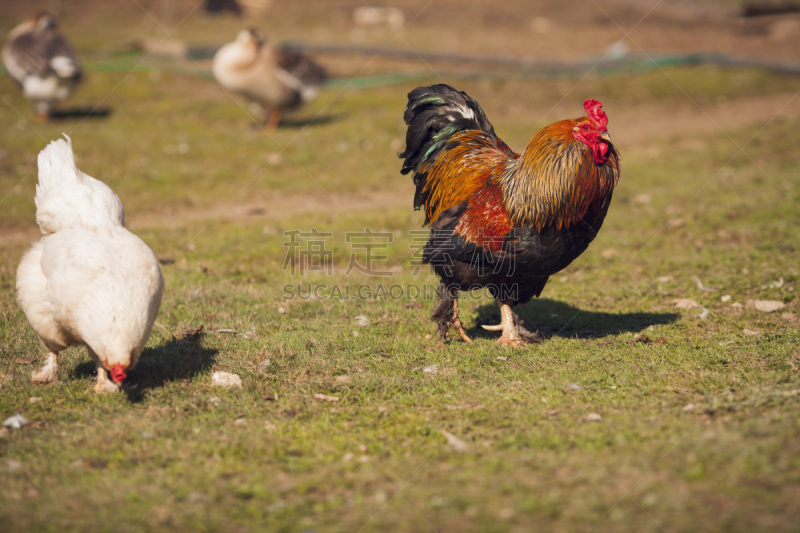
left=109, top=362, right=127, bottom=384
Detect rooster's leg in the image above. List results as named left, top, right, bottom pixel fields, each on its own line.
left=93, top=366, right=121, bottom=394
left=496, top=301, right=523, bottom=346
left=482, top=300, right=523, bottom=346
left=31, top=351, right=59, bottom=384
left=432, top=283, right=471, bottom=343
left=452, top=298, right=472, bottom=343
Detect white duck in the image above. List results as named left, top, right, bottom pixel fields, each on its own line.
left=2, top=12, right=82, bottom=121
left=212, top=29, right=327, bottom=130
left=16, top=135, right=164, bottom=393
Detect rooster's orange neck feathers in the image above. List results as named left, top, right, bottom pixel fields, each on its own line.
left=499, top=118, right=619, bottom=231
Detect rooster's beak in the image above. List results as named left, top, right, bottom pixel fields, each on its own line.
left=600, top=132, right=611, bottom=143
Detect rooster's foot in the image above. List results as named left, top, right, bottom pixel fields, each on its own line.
left=496, top=336, right=524, bottom=348
left=452, top=317, right=472, bottom=343
left=93, top=367, right=121, bottom=394
left=450, top=298, right=472, bottom=343
left=488, top=300, right=528, bottom=347
left=31, top=352, right=59, bottom=384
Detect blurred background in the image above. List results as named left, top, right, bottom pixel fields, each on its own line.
left=2, top=3, right=800, bottom=532
left=1, top=0, right=798, bottom=261
left=1, top=0, right=799, bottom=290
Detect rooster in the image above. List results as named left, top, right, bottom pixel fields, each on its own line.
left=400, top=84, right=620, bottom=346
left=16, top=135, right=164, bottom=393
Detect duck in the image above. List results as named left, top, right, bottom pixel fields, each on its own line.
left=2, top=12, right=82, bottom=121
left=212, top=29, right=327, bottom=130
left=16, top=135, right=164, bottom=393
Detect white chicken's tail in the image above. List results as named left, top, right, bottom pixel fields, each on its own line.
left=36, top=134, right=79, bottom=195
left=34, top=134, right=125, bottom=235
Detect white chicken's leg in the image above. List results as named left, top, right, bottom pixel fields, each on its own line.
left=93, top=366, right=120, bottom=394
left=31, top=351, right=59, bottom=383
left=482, top=299, right=523, bottom=347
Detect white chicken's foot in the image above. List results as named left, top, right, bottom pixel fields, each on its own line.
left=452, top=298, right=472, bottom=343
left=93, top=366, right=121, bottom=394
left=31, top=352, right=59, bottom=384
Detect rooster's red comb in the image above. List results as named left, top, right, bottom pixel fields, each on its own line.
left=584, top=99, right=608, bottom=131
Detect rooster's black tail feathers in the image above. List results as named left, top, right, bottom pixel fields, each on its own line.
left=398, top=84, right=496, bottom=211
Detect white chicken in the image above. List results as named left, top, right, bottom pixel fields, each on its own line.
left=2, top=12, right=82, bottom=121
left=16, top=135, right=164, bottom=393
left=212, top=29, right=327, bottom=130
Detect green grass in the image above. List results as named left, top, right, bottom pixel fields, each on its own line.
left=1, top=10, right=800, bottom=531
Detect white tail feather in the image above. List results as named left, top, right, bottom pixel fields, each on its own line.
left=34, top=134, right=124, bottom=235
left=36, top=134, right=80, bottom=201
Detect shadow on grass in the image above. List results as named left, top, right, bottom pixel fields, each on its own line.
left=249, top=113, right=339, bottom=129
left=72, top=338, right=217, bottom=402
left=472, top=298, right=679, bottom=340
left=49, top=107, right=112, bottom=120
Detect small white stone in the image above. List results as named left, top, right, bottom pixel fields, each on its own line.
left=5, top=459, right=23, bottom=472
left=673, top=298, right=699, bottom=309
left=440, top=430, right=469, bottom=452
left=354, top=315, right=370, bottom=327
left=313, top=393, right=340, bottom=403
left=211, top=371, right=242, bottom=389
left=748, top=300, right=785, bottom=313
left=3, top=414, right=27, bottom=429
